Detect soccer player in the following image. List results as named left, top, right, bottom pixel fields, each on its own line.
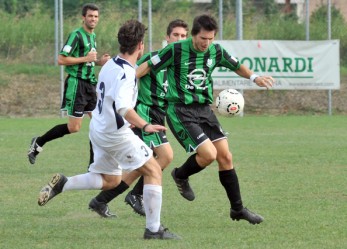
left=28, top=3, right=110, bottom=165
left=37, top=19, right=180, bottom=240
left=88, top=19, right=189, bottom=217
left=137, top=14, right=275, bottom=224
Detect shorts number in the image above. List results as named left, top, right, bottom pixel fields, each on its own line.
left=141, top=145, right=149, bottom=157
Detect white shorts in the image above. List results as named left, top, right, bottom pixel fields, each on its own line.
left=88, top=126, right=153, bottom=176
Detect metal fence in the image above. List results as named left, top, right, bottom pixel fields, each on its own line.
left=53, top=0, right=338, bottom=115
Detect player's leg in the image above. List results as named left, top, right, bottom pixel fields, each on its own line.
left=124, top=142, right=173, bottom=216
left=214, top=138, right=264, bottom=224
left=28, top=76, right=84, bottom=165
left=37, top=172, right=120, bottom=207
left=28, top=117, right=83, bottom=165
left=84, top=85, right=97, bottom=166
left=136, top=157, right=180, bottom=239
left=86, top=131, right=123, bottom=218
left=28, top=124, right=70, bottom=164
left=111, top=130, right=179, bottom=239
left=167, top=104, right=216, bottom=201
left=89, top=170, right=142, bottom=217
left=125, top=106, right=172, bottom=215
left=153, top=143, right=174, bottom=170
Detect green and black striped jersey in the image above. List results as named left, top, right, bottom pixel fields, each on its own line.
left=60, top=27, right=97, bottom=84
left=137, top=51, right=167, bottom=111
left=148, top=37, right=240, bottom=105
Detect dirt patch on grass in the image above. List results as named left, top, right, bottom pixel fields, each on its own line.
left=0, top=74, right=61, bottom=117
left=1, top=73, right=346, bottom=117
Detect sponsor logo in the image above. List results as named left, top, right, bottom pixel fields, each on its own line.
left=186, top=68, right=208, bottom=90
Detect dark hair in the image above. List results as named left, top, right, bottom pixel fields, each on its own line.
left=118, top=20, right=147, bottom=54
left=82, top=3, right=99, bottom=16
left=166, top=19, right=189, bottom=36
left=191, top=14, right=218, bottom=36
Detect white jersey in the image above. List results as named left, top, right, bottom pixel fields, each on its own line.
left=90, top=56, right=138, bottom=134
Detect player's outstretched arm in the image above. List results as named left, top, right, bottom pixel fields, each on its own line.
left=235, top=64, right=274, bottom=89
left=122, top=108, right=166, bottom=133
left=136, top=61, right=151, bottom=79
left=253, top=75, right=275, bottom=89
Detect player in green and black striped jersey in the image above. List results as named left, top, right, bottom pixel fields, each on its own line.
left=60, top=26, right=98, bottom=84
left=88, top=19, right=189, bottom=218
left=137, top=14, right=275, bottom=225
left=136, top=51, right=167, bottom=112
left=28, top=3, right=110, bottom=166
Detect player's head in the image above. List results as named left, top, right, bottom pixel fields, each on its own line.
left=166, top=19, right=189, bottom=44
left=82, top=3, right=99, bottom=16
left=191, top=14, right=218, bottom=52
left=81, top=3, right=99, bottom=32
left=191, top=14, right=218, bottom=36
left=118, top=20, right=147, bottom=58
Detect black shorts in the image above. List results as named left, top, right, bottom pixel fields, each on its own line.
left=132, top=102, right=168, bottom=148
left=61, top=75, right=97, bottom=117
left=166, top=103, right=226, bottom=153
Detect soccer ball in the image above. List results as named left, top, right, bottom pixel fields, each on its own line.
left=215, top=89, right=244, bottom=116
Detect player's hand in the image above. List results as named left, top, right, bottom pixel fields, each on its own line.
left=254, top=76, right=275, bottom=89
left=143, top=124, right=167, bottom=133
left=86, top=50, right=98, bottom=62
left=99, top=53, right=111, bottom=66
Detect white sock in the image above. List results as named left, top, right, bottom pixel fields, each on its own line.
left=143, top=184, right=162, bottom=233
left=62, top=172, right=103, bottom=191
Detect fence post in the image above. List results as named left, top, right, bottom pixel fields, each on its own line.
left=327, top=0, right=332, bottom=115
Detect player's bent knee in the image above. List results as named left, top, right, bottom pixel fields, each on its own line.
left=200, top=152, right=217, bottom=165
left=217, top=152, right=233, bottom=169
left=101, top=175, right=122, bottom=190
left=68, top=126, right=81, bottom=133
left=160, top=156, right=174, bottom=169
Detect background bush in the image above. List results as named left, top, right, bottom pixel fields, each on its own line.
left=0, top=0, right=346, bottom=66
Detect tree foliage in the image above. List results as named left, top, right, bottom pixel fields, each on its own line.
left=0, top=0, right=346, bottom=66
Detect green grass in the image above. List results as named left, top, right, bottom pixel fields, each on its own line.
left=0, top=116, right=346, bottom=249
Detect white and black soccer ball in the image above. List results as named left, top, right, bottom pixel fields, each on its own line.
left=215, top=89, right=244, bottom=116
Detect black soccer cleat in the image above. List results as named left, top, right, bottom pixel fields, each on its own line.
left=171, top=168, right=195, bottom=201
left=230, top=207, right=264, bottom=224
left=38, top=173, right=67, bottom=206
left=124, top=191, right=145, bottom=216
left=28, top=136, right=43, bottom=164
left=144, top=225, right=181, bottom=240
left=89, top=198, right=117, bottom=218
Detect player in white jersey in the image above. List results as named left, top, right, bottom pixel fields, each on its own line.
left=88, top=55, right=151, bottom=175
left=36, top=20, right=180, bottom=240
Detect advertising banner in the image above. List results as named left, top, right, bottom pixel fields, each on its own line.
left=213, top=40, right=340, bottom=90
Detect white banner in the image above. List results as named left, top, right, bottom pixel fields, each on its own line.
left=213, top=40, right=340, bottom=90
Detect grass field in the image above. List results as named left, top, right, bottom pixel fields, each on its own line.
left=0, top=115, right=346, bottom=249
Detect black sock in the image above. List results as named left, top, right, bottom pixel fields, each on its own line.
left=36, top=124, right=70, bottom=147
left=131, top=176, right=144, bottom=196
left=219, top=169, right=243, bottom=211
left=95, top=181, right=129, bottom=203
left=175, top=154, right=204, bottom=179
left=89, top=140, right=94, bottom=165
